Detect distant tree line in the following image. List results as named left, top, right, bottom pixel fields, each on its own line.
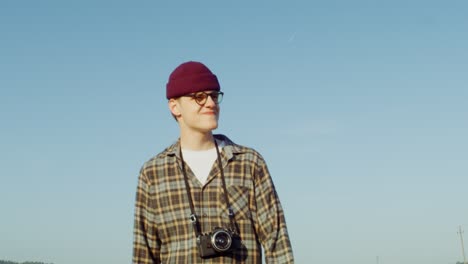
left=0, top=260, right=53, bottom=264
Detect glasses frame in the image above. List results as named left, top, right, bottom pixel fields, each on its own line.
left=182, top=91, right=224, bottom=106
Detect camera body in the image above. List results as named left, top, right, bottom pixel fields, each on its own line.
left=197, top=227, right=240, bottom=258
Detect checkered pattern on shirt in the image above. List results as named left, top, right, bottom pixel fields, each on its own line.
left=133, top=135, right=294, bottom=264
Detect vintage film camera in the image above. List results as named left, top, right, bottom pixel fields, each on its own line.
left=197, top=227, right=241, bottom=258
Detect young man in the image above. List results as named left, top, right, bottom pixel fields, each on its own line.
left=133, top=61, right=294, bottom=263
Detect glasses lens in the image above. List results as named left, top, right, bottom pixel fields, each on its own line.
left=213, top=92, right=223, bottom=104
left=194, top=93, right=207, bottom=104
left=210, top=93, right=219, bottom=103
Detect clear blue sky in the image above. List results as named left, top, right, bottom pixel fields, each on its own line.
left=1, top=1, right=467, bottom=263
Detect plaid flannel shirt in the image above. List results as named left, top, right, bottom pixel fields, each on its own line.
left=133, top=134, right=294, bottom=263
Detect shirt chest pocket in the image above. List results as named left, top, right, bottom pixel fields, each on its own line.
left=219, top=185, right=252, bottom=221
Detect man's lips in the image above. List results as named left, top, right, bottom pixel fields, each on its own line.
left=201, top=111, right=217, bottom=115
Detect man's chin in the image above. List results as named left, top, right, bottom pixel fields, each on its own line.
left=203, top=123, right=218, bottom=132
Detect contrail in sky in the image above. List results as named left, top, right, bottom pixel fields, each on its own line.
left=288, top=30, right=297, bottom=43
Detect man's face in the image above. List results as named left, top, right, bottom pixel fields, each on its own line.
left=169, top=90, right=222, bottom=134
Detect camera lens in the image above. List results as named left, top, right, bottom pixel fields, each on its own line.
left=211, top=229, right=232, bottom=252
left=215, top=234, right=229, bottom=247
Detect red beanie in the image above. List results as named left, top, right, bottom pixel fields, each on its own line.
left=166, top=61, right=221, bottom=99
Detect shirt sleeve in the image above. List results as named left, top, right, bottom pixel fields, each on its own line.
left=254, top=156, right=295, bottom=264
left=133, top=168, right=161, bottom=264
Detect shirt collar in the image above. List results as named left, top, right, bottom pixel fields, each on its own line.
left=165, top=134, right=243, bottom=160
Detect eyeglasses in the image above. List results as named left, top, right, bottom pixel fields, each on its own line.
left=183, top=91, right=224, bottom=106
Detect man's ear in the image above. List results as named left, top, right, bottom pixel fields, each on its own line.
left=168, top=99, right=181, bottom=118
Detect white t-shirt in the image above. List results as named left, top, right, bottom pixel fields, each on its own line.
left=181, top=140, right=224, bottom=185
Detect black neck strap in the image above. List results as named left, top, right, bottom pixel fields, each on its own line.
left=179, top=139, right=238, bottom=237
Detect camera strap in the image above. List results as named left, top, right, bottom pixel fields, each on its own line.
left=179, top=139, right=239, bottom=238
left=214, top=140, right=239, bottom=235
left=180, top=145, right=202, bottom=238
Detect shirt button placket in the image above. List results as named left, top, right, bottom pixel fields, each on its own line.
left=200, top=186, right=208, bottom=233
